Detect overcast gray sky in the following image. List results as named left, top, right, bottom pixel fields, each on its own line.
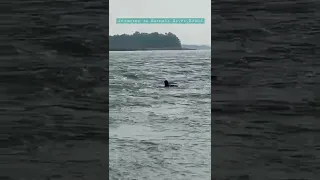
left=109, top=0, right=211, bottom=46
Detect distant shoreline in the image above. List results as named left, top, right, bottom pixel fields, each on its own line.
left=109, top=47, right=196, bottom=51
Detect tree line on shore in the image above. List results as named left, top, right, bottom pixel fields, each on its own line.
left=109, top=32, right=182, bottom=50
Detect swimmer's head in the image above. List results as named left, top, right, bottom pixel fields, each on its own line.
left=164, top=80, right=169, bottom=87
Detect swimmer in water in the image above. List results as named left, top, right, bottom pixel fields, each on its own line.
left=164, top=80, right=177, bottom=87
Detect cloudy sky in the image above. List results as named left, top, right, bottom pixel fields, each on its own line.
left=109, top=0, right=211, bottom=46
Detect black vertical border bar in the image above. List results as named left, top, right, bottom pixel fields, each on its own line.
left=106, top=1, right=110, bottom=179
left=211, top=0, right=214, bottom=179
left=94, top=1, right=109, bottom=179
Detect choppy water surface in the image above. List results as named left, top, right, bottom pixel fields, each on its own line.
left=212, top=0, right=320, bottom=179
left=2, top=0, right=108, bottom=179
left=109, top=50, right=211, bottom=179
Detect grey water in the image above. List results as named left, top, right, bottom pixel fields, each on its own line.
left=109, top=50, right=211, bottom=179
left=3, top=0, right=320, bottom=179
left=212, top=0, right=320, bottom=179
left=2, top=0, right=108, bottom=179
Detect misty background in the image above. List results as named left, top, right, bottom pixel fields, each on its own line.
left=109, top=0, right=211, bottom=46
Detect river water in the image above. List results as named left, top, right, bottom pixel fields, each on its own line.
left=3, top=0, right=320, bottom=179
left=109, top=50, right=211, bottom=180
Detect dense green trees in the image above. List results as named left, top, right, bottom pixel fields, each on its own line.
left=109, top=32, right=182, bottom=50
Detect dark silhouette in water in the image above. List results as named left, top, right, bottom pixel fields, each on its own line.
left=164, top=80, right=177, bottom=87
